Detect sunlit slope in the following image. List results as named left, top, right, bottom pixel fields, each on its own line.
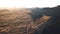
left=0, top=8, right=34, bottom=34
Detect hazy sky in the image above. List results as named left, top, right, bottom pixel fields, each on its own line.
left=0, top=0, right=60, bottom=8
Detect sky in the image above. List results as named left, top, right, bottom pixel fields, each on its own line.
left=0, top=0, right=60, bottom=8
